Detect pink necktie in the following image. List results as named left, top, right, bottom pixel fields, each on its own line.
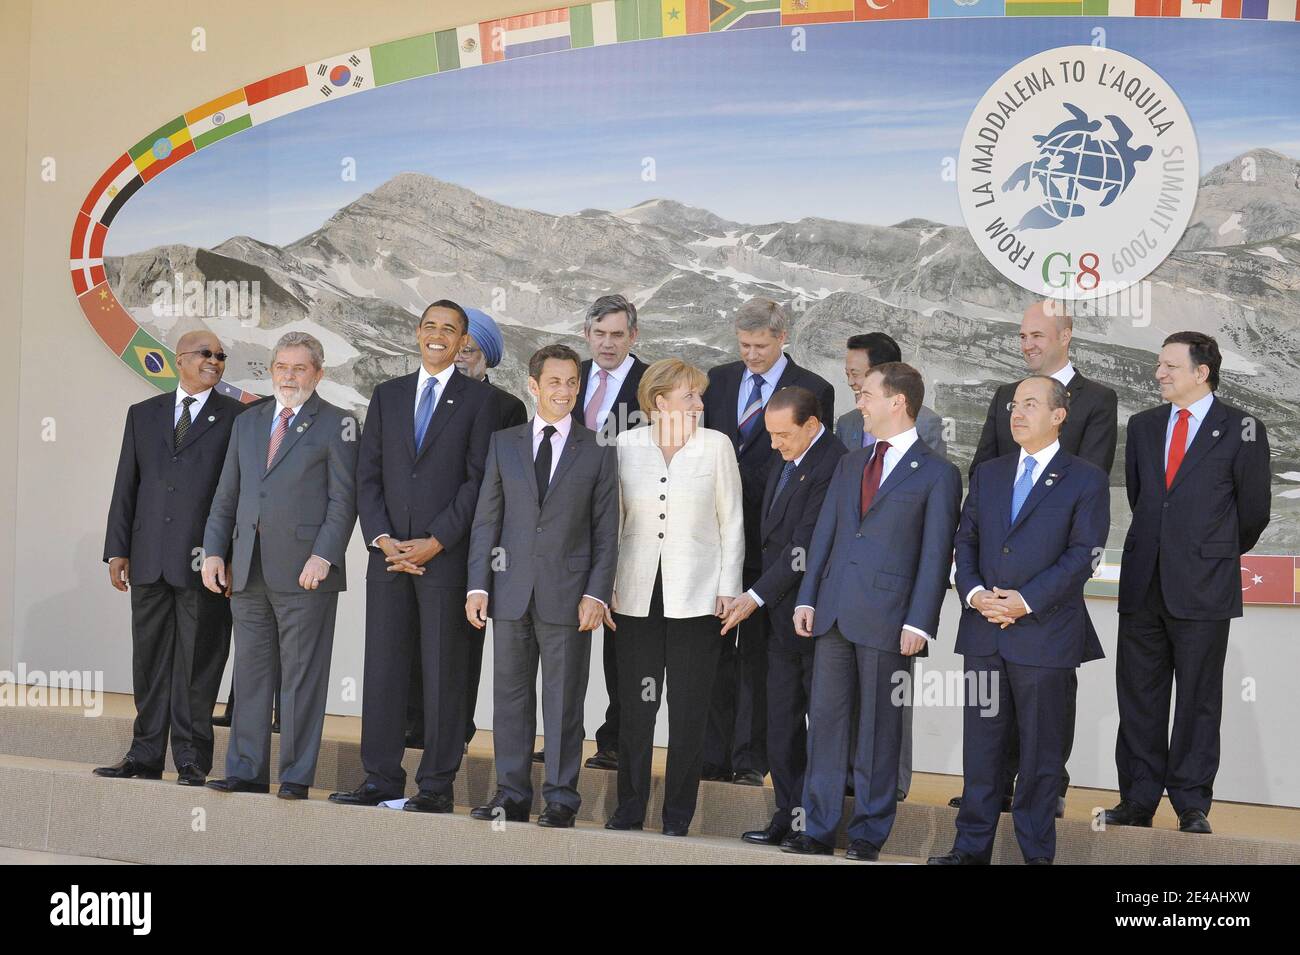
left=267, top=407, right=293, bottom=470
left=584, top=369, right=610, bottom=431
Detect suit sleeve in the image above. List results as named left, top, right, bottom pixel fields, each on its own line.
left=465, top=433, right=505, bottom=595
left=202, top=417, right=242, bottom=560
left=311, top=410, right=359, bottom=567
left=585, top=443, right=621, bottom=604
left=355, top=385, right=391, bottom=547
left=750, top=460, right=835, bottom=608
left=103, top=406, right=140, bottom=561
left=503, top=395, right=529, bottom=430
left=904, top=464, right=962, bottom=639
left=953, top=463, right=984, bottom=603
left=715, top=436, right=745, bottom=599
left=1124, top=412, right=1141, bottom=512
left=795, top=454, right=847, bottom=608
left=970, top=389, right=1003, bottom=478
left=425, top=388, right=497, bottom=547
left=1077, top=385, right=1119, bottom=476
left=1235, top=414, right=1271, bottom=554
left=1018, top=469, right=1110, bottom=615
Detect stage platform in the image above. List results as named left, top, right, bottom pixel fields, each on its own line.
left=1, top=693, right=1297, bottom=865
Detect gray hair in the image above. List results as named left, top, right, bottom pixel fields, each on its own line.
left=273, top=331, right=325, bottom=370
left=584, top=294, right=638, bottom=335
left=734, top=298, right=788, bottom=336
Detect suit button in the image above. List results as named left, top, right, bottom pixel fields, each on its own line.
left=411, top=472, right=418, bottom=479
left=658, top=532, right=664, bottom=539
left=537, top=527, right=543, bottom=533
left=855, top=533, right=862, bottom=539
left=163, top=517, right=172, bottom=524
left=659, top=514, right=666, bottom=520
left=1162, top=502, right=1169, bottom=509
left=167, top=486, right=174, bottom=492
left=171, top=457, right=178, bottom=463
left=260, top=492, right=267, bottom=499
left=659, top=495, right=665, bottom=501
left=660, top=477, right=667, bottom=483
left=1002, top=546, right=1011, bottom=554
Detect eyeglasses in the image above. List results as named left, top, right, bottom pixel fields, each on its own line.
left=177, top=348, right=228, bottom=362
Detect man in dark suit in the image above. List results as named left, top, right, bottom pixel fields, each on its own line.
left=929, top=375, right=1109, bottom=865
left=200, top=332, right=358, bottom=798
left=720, top=386, right=845, bottom=846
left=550, top=293, right=647, bottom=772
left=1106, top=332, right=1271, bottom=834
left=702, top=298, right=835, bottom=786
left=98, top=331, right=248, bottom=787
left=784, top=363, right=961, bottom=859
left=465, top=344, right=619, bottom=827
left=330, top=300, right=498, bottom=812
left=953, top=299, right=1118, bottom=815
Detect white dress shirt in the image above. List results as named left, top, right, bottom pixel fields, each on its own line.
left=795, top=426, right=932, bottom=641
left=269, top=400, right=306, bottom=436
left=174, top=386, right=212, bottom=425
left=1164, top=391, right=1215, bottom=471
left=414, top=362, right=456, bottom=420
left=964, top=438, right=1061, bottom=614
left=1049, top=361, right=1076, bottom=389
left=531, top=413, right=571, bottom=481
left=735, top=354, right=789, bottom=424
left=747, top=425, right=825, bottom=608
left=583, top=354, right=634, bottom=432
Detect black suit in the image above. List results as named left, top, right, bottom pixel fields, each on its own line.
left=749, top=428, right=845, bottom=826
left=103, top=388, right=249, bottom=773
left=969, top=366, right=1117, bottom=800
left=572, top=354, right=648, bottom=753
left=355, top=368, right=498, bottom=797
left=702, top=354, right=835, bottom=777
left=1115, top=396, right=1270, bottom=816
left=489, top=377, right=529, bottom=432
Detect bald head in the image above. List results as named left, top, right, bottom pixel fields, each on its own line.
left=175, top=329, right=225, bottom=394
left=1019, top=300, right=1072, bottom=376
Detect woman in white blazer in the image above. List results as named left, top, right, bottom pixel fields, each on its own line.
left=603, top=358, right=744, bottom=836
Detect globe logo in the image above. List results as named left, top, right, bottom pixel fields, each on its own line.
left=1001, top=103, right=1153, bottom=231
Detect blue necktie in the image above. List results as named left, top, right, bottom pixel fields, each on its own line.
left=738, top=375, right=766, bottom=447
left=1011, top=455, right=1037, bottom=523
left=769, top=460, right=796, bottom=515
left=414, top=377, right=438, bottom=450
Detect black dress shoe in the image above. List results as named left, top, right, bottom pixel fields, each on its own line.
left=204, top=777, right=270, bottom=794
left=604, top=815, right=643, bottom=831
left=781, top=834, right=833, bottom=856
left=1025, top=856, right=1053, bottom=865
left=277, top=782, right=308, bottom=800
left=404, top=791, right=454, bottom=813
left=537, top=803, right=578, bottom=828
left=584, top=749, right=619, bottom=770
left=662, top=823, right=689, bottom=837
left=93, top=757, right=162, bottom=780
left=948, top=795, right=1013, bottom=812
left=927, top=849, right=987, bottom=865
left=176, top=763, right=206, bottom=787
left=211, top=709, right=232, bottom=728
left=700, top=765, right=731, bottom=782
left=732, top=770, right=765, bottom=787
left=1178, top=808, right=1212, bottom=834
left=470, top=790, right=530, bottom=822
left=846, top=839, right=880, bottom=862
left=741, top=819, right=790, bottom=846
left=328, top=783, right=400, bottom=806
left=531, top=750, right=545, bottom=763
left=1104, top=800, right=1154, bottom=828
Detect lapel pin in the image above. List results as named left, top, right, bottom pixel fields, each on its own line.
left=799, top=474, right=806, bottom=482
left=296, top=425, right=305, bottom=432
left=1212, top=429, right=1220, bottom=438
left=910, top=461, right=919, bottom=469
left=447, top=399, right=454, bottom=405
left=207, top=415, right=215, bottom=422
left=1045, top=479, right=1054, bottom=486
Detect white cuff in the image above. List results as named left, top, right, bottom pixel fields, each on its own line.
left=902, top=624, right=933, bottom=642
left=310, top=554, right=330, bottom=568
left=965, top=586, right=987, bottom=609
left=746, top=588, right=764, bottom=608
left=795, top=605, right=814, bottom=614
left=371, top=534, right=391, bottom=548
left=581, top=594, right=606, bottom=608
left=467, top=589, right=488, bottom=599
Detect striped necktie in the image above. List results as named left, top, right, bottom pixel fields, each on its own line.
left=267, top=407, right=293, bottom=470
left=738, top=375, right=766, bottom=448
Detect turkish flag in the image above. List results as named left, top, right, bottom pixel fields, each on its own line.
left=1239, top=555, right=1296, bottom=605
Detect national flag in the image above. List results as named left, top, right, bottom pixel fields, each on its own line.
left=1007, top=0, right=1081, bottom=13
left=372, top=33, right=440, bottom=85
left=928, top=0, right=1005, bottom=16
left=572, top=1, right=639, bottom=45
left=480, top=9, right=572, bottom=64
left=79, top=152, right=143, bottom=229
left=124, top=329, right=178, bottom=385
left=128, top=117, right=194, bottom=182
left=184, top=88, right=251, bottom=151
left=653, top=0, right=712, bottom=34
left=1159, top=0, right=1222, bottom=13
left=69, top=211, right=107, bottom=295
left=1240, top=555, right=1296, bottom=605
left=1266, top=0, right=1299, bottom=16
left=854, top=0, right=929, bottom=19
left=782, top=0, right=855, bottom=23
left=245, top=49, right=374, bottom=126
left=77, top=283, right=138, bottom=355
left=710, top=0, right=782, bottom=30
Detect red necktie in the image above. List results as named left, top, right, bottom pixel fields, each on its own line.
left=860, top=440, right=891, bottom=517
left=267, top=407, right=293, bottom=470
left=1165, top=408, right=1191, bottom=489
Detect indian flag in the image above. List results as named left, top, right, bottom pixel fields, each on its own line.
left=479, top=9, right=571, bottom=64
left=781, top=0, right=855, bottom=23
left=185, top=89, right=251, bottom=151
left=245, top=48, right=375, bottom=127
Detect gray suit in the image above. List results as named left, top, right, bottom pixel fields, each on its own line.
left=203, top=391, right=358, bottom=786
left=467, top=420, right=619, bottom=810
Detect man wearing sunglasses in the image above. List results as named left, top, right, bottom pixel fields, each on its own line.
left=100, top=329, right=251, bottom=787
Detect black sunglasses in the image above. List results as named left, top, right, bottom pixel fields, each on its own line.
left=177, top=348, right=229, bottom=362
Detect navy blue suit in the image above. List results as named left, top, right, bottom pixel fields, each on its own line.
left=796, top=436, right=961, bottom=849
left=354, top=368, right=499, bottom=797
left=951, top=447, right=1109, bottom=863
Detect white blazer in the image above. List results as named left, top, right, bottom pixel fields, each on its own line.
left=612, top=425, right=744, bottom=619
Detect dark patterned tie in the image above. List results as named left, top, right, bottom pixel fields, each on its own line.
left=738, top=375, right=766, bottom=449
left=174, top=396, right=195, bottom=450
left=535, top=425, right=557, bottom=505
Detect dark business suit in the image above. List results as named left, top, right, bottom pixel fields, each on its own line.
left=104, top=389, right=248, bottom=774
left=572, top=354, right=647, bottom=755
left=1115, top=397, right=1270, bottom=816
left=355, top=369, right=498, bottom=797
left=467, top=421, right=619, bottom=810
left=703, top=354, right=835, bottom=779
left=797, top=437, right=961, bottom=849
left=969, top=367, right=1116, bottom=799
left=952, top=448, right=1109, bottom=863
left=749, top=429, right=845, bottom=830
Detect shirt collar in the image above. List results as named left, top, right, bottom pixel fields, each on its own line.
left=874, top=425, right=918, bottom=457
left=1018, top=439, right=1060, bottom=474
left=533, top=413, right=572, bottom=442
left=792, top=425, right=826, bottom=468
left=1049, top=362, right=1076, bottom=388
left=418, top=362, right=456, bottom=393
left=1171, top=391, right=1215, bottom=424
left=591, top=354, right=634, bottom=387
left=273, top=400, right=305, bottom=420
left=747, top=353, right=789, bottom=391
left=176, top=386, right=212, bottom=407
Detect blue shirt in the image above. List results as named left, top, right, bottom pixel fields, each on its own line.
left=735, top=353, right=789, bottom=424
left=1164, top=391, right=1215, bottom=470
